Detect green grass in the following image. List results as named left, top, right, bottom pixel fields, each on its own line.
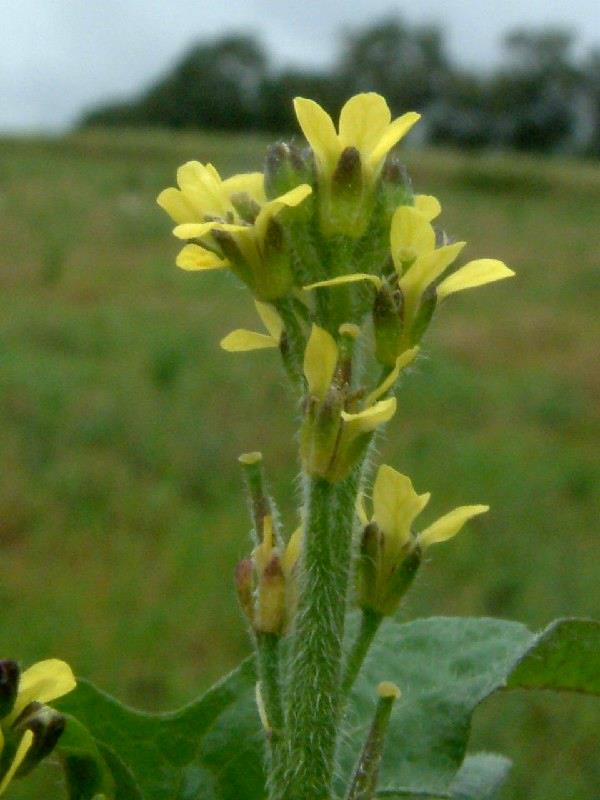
left=0, top=130, right=599, bottom=799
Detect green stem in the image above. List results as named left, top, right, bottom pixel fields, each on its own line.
left=345, top=683, right=400, bottom=800
left=341, top=609, right=383, bottom=697
left=256, top=632, right=285, bottom=781
left=276, top=471, right=360, bottom=800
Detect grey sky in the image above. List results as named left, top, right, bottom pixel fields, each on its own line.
left=1, top=0, right=599, bottom=131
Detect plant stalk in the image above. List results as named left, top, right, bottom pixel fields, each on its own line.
left=275, top=471, right=360, bottom=800
left=341, top=609, right=383, bottom=697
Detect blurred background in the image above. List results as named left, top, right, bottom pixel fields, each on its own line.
left=1, top=1, right=599, bottom=799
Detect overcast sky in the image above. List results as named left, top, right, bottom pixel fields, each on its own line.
left=2, top=0, right=599, bottom=131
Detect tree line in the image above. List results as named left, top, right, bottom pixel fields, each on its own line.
left=81, top=17, right=600, bottom=157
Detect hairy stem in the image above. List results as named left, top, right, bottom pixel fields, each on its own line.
left=276, top=471, right=360, bottom=800
left=341, top=609, right=383, bottom=697
left=256, top=632, right=285, bottom=782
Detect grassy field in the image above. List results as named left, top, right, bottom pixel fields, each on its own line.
left=0, top=129, right=599, bottom=799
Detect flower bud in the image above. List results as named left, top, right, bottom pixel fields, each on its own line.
left=409, top=284, right=437, bottom=346
left=378, top=155, right=413, bottom=219
left=235, top=559, right=255, bottom=626
left=259, top=218, right=295, bottom=300
left=10, top=701, right=66, bottom=778
left=256, top=554, right=286, bottom=635
left=324, top=146, right=365, bottom=237
left=264, top=142, right=312, bottom=201
left=230, top=192, right=260, bottom=224
left=0, top=660, right=19, bottom=719
left=373, top=286, right=403, bottom=368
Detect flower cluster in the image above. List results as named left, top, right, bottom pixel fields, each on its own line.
left=158, top=90, right=513, bottom=613
left=159, top=93, right=513, bottom=485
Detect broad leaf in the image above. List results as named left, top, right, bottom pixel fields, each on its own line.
left=56, top=617, right=600, bottom=800
left=343, top=616, right=600, bottom=795
left=57, top=658, right=261, bottom=800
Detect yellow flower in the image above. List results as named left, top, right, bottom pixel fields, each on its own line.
left=220, top=301, right=284, bottom=352
left=294, top=93, right=419, bottom=237
left=157, top=161, right=311, bottom=301
left=0, top=659, right=76, bottom=795
left=300, top=325, right=418, bottom=482
left=356, top=465, right=489, bottom=615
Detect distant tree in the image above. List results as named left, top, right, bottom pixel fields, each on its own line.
left=490, top=29, right=581, bottom=152
left=82, top=34, right=269, bottom=131
left=258, top=70, right=342, bottom=133
left=335, top=17, right=449, bottom=114
left=581, top=49, right=600, bottom=156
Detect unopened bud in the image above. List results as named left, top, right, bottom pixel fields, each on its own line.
left=211, top=228, right=253, bottom=288
left=0, top=660, right=19, bottom=719
left=11, top=702, right=66, bottom=778
left=373, top=286, right=403, bottom=367
left=264, top=142, right=312, bottom=200
left=230, top=192, right=260, bottom=224
left=379, top=155, right=413, bottom=214
left=256, top=555, right=286, bottom=635
left=235, top=559, right=255, bottom=625
left=300, top=388, right=344, bottom=479
left=259, top=218, right=295, bottom=300
left=409, top=284, right=437, bottom=345
left=332, top=147, right=362, bottom=196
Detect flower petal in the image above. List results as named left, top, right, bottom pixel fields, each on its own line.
left=176, top=161, right=229, bottom=217
left=156, top=188, right=197, bottom=224
left=372, top=465, right=430, bottom=547
left=341, top=396, right=397, bottom=435
left=304, top=273, right=382, bottom=291
left=176, top=244, right=228, bottom=271
left=222, top=172, right=266, bottom=204
left=368, top=112, right=421, bottom=169
left=255, top=301, right=284, bottom=342
left=173, top=222, right=247, bottom=239
left=254, top=183, right=312, bottom=240
left=304, top=325, right=338, bottom=400
left=282, top=527, right=303, bottom=577
left=391, top=206, right=436, bottom=266
left=220, top=330, right=278, bottom=352
left=414, top=194, right=442, bottom=221
left=400, top=241, right=466, bottom=296
left=294, top=97, right=341, bottom=174
left=339, top=93, right=391, bottom=153
left=15, top=659, right=76, bottom=716
left=418, top=505, right=489, bottom=548
left=0, top=730, right=34, bottom=796
left=364, top=347, right=419, bottom=406
left=436, top=259, right=515, bottom=300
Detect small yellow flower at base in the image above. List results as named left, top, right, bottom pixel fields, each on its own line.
left=251, top=517, right=303, bottom=635
left=356, top=465, right=489, bottom=616
left=0, top=659, right=76, bottom=795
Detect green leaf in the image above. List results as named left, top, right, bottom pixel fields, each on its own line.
left=342, top=616, right=600, bottom=796
left=57, top=715, right=117, bottom=800
left=57, top=658, right=262, bottom=800
left=450, top=753, right=512, bottom=799
left=56, top=617, right=600, bottom=800
left=376, top=753, right=511, bottom=799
